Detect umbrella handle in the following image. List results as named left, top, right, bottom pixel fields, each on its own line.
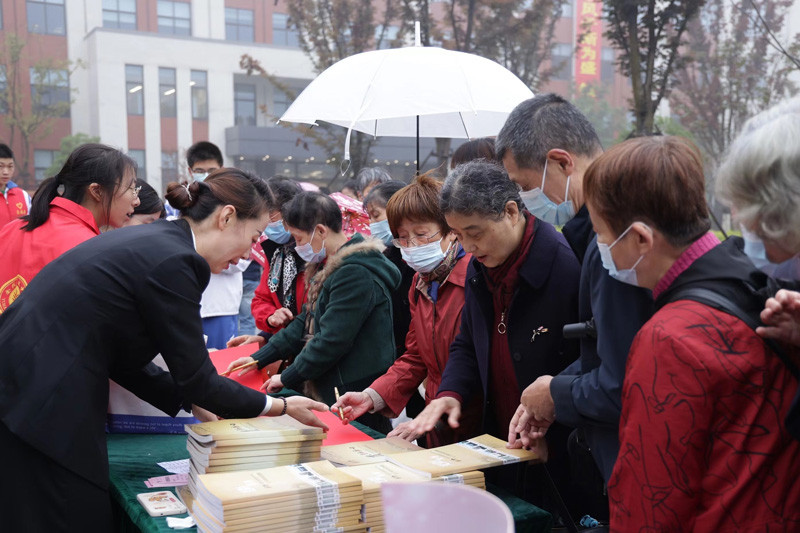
left=339, top=158, right=351, bottom=177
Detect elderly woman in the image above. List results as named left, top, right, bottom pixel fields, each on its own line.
left=583, top=135, right=800, bottom=530
left=333, top=174, right=481, bottom=447
left=405, top=160, right=581, bottom=511
left=716, top=107, right=800, bottom=348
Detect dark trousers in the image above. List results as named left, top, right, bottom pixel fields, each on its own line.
left=0, top=422, right=113, bottom=532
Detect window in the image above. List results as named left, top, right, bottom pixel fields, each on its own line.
left=560, top=1, right=573, bottom=18
left=30, top=68, right=70, bottom=117
left=601, top=47, right=616, bottom=83
left=190, top=70, right=208, bottom=120
left=27, top=0, right=66, bottom=35
left=234, top=83, right=257, bottom=126
left=272, top=13, right=299, bottom=47
left=0, top=67, right=6, bottom=114
left=273, top=88, right=290, bottom=118
left=128, top=149, right=146, bottom=180
left=225, top=8, right=254, bottom=42
left=159, top=67, right=176, bottom=118
left=103, top=0, right=136, bottom=30
left=157, top=0, right=190, bottom=36
left=126, top=65, right=144, bottom=116
left=550, top=43, right=572, bottom=81
left=34, top=150, right=58, bottom=183
left=161, top=151, right=178, bottom=182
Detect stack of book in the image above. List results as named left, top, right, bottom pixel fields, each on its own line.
left=192, top=460, right=366, bottom=533
left=386, top=434, right=541, bottom=478
left=185, top=416, right=326, bottom=489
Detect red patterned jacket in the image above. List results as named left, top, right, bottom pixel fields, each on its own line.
left=609, top=236, right=800, bottom=531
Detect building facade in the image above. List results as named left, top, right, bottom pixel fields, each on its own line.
left=0, top=0, right=629, bottom=192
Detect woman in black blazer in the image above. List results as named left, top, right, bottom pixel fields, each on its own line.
left=0, top=169, right=328, bottom=531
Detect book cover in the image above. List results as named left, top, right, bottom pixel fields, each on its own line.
left=322, top=437, right=422, bottom=466
left=186, top=415, right=324, bottom=443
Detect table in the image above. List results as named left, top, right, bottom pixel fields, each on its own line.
left=108, top=424, right=552, bottom=532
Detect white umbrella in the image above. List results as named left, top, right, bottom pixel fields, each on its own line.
left=280, top=27, right=534, bottom=172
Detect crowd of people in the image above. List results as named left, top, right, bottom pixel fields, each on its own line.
left=1, top=92, right=799, bottom=531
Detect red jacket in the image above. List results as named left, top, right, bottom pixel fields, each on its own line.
left=0, top=197, right=99, bottom=314
left=609, top=300, right=800, bottom=531
left=0, top=183, right=30, bottom=228
left=251, top=257, right=307, bottom=333
left=370, top=253, right=481, bottom=446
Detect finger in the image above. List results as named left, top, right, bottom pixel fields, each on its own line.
left=305, top=413, right=329, bottom=431
left=447, top=405, right=461, bottom=429
left=756, top=326, right=785, bottom=340
left=260, top=381, right=269, bottom=391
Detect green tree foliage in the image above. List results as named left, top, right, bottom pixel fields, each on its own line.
left=45, top=133, right=101, bottom=177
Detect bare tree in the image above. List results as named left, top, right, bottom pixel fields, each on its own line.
left=603, top=0, right=705, bottom=136
left=670, top=0, right=799, bottom=171
left=0, top=34, right=76, bottom=183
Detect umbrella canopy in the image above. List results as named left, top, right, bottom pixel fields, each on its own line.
left=279, top=41, right=534, bottom=170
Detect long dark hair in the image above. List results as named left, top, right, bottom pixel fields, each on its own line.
left=23, top=144, right=136, bottom=231
left=164, top=168, right=269, bottom=222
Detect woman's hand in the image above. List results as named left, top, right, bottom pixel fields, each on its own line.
left=267, top=308, right=294, bottom=328
left=331, top=391, right=374, bottom=424
left=262, top=374, right=285, bottom=393
left=227, top=335, right=266, bottom=348
left=387, top=421, right=422, bottom=442
left=403, top=397, right=461, bottom=438
left=758, top=289, right=800, bottom=347
left=191, top=404, right=218, bottom=422
left=225, top=356, right=257, bottom=376
left=282, top=396, right=330, bottom=431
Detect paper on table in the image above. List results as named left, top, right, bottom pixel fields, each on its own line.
left=166, top=516, right=196, bottom=529
left=157, top=459, right=190, bottom=474
left=145, top=474, right=189, bottom=488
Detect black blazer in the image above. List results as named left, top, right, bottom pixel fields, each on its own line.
left=0, top=219, right=266, bottom=489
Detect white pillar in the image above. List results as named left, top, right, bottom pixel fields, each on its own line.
left=143, top=64, right=163, bottom=193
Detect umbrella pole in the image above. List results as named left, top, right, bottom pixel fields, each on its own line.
left=416, top=115, right=420, bottom=175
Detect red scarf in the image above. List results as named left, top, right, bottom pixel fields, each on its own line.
left=484, top=213, right=536, bottom=434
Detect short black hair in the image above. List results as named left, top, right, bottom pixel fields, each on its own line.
left=0, top=143, right=13, bottom=159
left=265, top=176, right=303, bottom=213
left=186, top=141, right=223, bottom=168
left=282, top=191, right=343, bottom=233
left=441, top=160, right=521, bottom=219
left=362, top=180, right=405, bottom=211
left=496, top=93, right=602, bottom=169
left=133, top=179, right=167, bottom=218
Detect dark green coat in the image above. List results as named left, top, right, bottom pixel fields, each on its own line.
left=253, top=234, right=401, bottom=405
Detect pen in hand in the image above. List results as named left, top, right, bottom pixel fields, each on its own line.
left=334, top=387, right=345, bottom=421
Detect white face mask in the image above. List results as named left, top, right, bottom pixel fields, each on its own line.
left=295, top=227, right=326, bottom=263
left=596, top=223, right=649, bottom=287
left=400, top=239, right=446, bottom=273
left=519, top=158, right=576, bottom=226
left=192, top=172, right=208, bottom=183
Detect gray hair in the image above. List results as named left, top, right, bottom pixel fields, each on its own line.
left=740, top=95, right=800, bottom=135
left=716, top=113, right=800, bottom=253
left=496, top=93, right=603, bottom=169
left=441, top=160, right=522, bottom=218
left=355, top=166, right=392, bottom=193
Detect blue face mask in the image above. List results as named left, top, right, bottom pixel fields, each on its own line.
left=741, top=226, right=771, bottom=269
left=295, top=227, right=326, bottom=263
left=518, top=159, right=575, bottom=226
left=400, top=239, right=446, bottom=273
left=596, top=223, right=647, bottom=287
left=192, top=172, right=208, bottom=183
left=265, top=220, right=292, bottom=244
left=369, top=219, right=393, bottom=246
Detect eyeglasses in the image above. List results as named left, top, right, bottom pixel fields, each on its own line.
left=129, top=184, right=143, bottom=198
left=392, top=231, right=441, bottom=248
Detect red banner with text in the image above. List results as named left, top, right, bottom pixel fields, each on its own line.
left=574, top=0, right=603, bottom=88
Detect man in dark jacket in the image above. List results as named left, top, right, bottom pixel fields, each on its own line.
left=497, top=94, right=655, bottom=488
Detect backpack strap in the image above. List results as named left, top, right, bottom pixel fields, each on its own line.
left=674, top=287, right=799, bottom=379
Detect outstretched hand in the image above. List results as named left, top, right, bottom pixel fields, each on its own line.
left=402, top=397, right=461, bottom=439
left=758, top=289, right=800, bottom=348
left=330, top=391, right=374, bottom=424
left=283, top=396, right=330, bottom=431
